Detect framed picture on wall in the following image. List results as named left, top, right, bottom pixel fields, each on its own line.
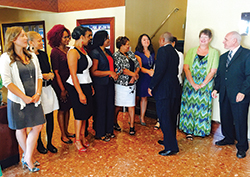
left=77, top=17, right=115, bottom=53
left=2, top=21, right=47, bottom=52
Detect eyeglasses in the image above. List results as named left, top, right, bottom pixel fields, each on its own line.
left=62, top=35, right=71, bottom=39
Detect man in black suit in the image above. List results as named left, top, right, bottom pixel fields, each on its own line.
left=212, top=31, right=250, bottom=158
left=148, top=32, right=181, bottom=156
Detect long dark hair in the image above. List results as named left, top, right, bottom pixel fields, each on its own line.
left=92, top=30, right=109, bottom=49
left=135, top=34, right=154, bottom=54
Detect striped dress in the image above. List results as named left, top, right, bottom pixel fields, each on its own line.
left=179, top=54, right=213, bottom=137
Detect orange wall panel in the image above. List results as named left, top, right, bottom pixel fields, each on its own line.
left=58, top=0, right=125, bottom=12
left=0, top=0, right=58, bottom=12
left=0, top=0, right=125, bottom=12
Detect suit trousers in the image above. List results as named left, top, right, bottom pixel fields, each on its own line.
left=220, top=92, right=249, bottom=151
left=93, top=80, right=115, bottom=138
left=156, top=98, right=180, bottom=152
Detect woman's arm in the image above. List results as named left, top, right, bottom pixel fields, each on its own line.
left=91, top=59, right=118, bottom=81
left=183, top=64, right=200, bottom=90
left=200, top=68, right=217, bottom=88
left=32, top=78, right=43, bottom=103
left=7, top=83, right=33, bottom=104
left=135, top=55, right=154, bottom=76
left=67, top=49, right=87, bottom=104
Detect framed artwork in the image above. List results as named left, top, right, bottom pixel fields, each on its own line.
left=2, top=21, right=47, bottom=52
left=239, top=12, right=250, bottom=36
left=77, top=17, right=115, bottom=53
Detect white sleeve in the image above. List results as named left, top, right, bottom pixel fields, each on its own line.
left=0, top=53, right=12, bottom=87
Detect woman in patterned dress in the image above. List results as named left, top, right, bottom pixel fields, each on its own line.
left=179, top=29, right=219, bottom=140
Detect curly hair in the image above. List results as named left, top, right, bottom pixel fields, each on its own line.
left=4, top=26, right=31, bottom=65
left=135, top=34, right=154, bottom=54
left=47, top=24, right=71, bottom=48
left=116, top=36, right=129, bottom=49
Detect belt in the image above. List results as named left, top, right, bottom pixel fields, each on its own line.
left=43, top=80, right=52, bottom=87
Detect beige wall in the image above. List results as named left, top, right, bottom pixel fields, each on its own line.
left=185, top=0, right=250, bottom=137
left=0, top=6, right=126, bottom=55
left=125, top=0, right=187, bottom=52
left=0, top=6, right=126, bottom=102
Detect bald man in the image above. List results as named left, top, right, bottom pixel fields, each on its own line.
left=212, top=31, right=250, bottom=158
left=148, top=32, right=181, bottom=156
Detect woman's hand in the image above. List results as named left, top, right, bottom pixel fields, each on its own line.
left=22, top=95, right=33, bottom=104
left=79, top=93, right=87, bottom=104
left=192, top=83, right=201, bottom=91
left=110, top=71, right=118, bottom=81
left=32, top=93, right=40, bottom=103
left=148, top=69, right=154, bottom=77
left=129, top=77, right=135, bottom=84
left=49, top=73, right=54, bottom=80
left=122, top=68, right=131, bottom=75
left=60, top=90, right=68, bottom=103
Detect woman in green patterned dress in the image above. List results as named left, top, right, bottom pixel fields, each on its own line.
left=179, top=29, right=219, bottom=140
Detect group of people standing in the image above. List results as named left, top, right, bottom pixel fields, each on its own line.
left=1, top=23, right=250, bottom=173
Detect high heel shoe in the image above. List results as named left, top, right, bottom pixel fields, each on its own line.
left=23, top=162, right=40, bottom=172
left=21, top=153, right=40, bottom=167
left=74, top=140, right=87, bottom=152
left=129, top=127, right=136, bottom=135
left=80, top=134, right=90, bottom=147
left=61, top=137, right=73, bottom=144
left=139, top=116, right=146, bottom=126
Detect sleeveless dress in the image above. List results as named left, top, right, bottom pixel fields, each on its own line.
left=66, top=47, right=93, bottom=120
left=135, top=51, right=155, bottom=97
left=179, top=54, right=213, bottom=137
left=7, top=60, right=45, bottom=130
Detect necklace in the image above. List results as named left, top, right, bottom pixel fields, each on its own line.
left=147, top=55, right=153, bottom=67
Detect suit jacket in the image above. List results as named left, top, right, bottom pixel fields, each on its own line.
left=90, top=47, right=113, bottom=85
left=149, top=44, right=180, bottom=100
left=214, top=46, right=250, bottom=103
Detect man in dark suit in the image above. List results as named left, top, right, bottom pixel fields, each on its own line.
left=212, top=31, right=250, bottom=158
left=148, top=32, right=181, bottom=156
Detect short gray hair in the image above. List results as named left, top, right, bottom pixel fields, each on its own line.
left=230, top=31, right=241, bottom=44
left=160, top=32, right=173, bottom=43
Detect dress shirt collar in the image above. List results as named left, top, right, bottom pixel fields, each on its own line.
left=230, top=45, right=240, bottom=58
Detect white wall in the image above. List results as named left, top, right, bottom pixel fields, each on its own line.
left=185, top=0, right=250, bottom=137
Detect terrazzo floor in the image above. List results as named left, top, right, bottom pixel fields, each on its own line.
left=2, top=110, right=250, bottom=177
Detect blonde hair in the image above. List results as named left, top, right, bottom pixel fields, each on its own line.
left=4, top=26, right=31, bottom=65
left=27, top=31, right=40, bottom=44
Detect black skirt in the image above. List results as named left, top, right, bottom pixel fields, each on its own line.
left=66, top=83, right=93, bottom=120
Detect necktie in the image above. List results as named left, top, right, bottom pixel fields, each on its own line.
left=226, top=51, right=232, bottom=67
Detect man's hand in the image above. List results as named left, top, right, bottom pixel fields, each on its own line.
left=236, top=92, right=245, bottom=102
left=211, top=90, right=218, bottom=98
left=148, top=88, right=152, bottom=96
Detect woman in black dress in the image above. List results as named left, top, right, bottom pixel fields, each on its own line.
left=66, top=26, right=94, bottom=152
left=1, top=27, right=44, bottom=172
left=90, top=30, right=118, bottom=141
left=27, top=31, right=59, bottom=154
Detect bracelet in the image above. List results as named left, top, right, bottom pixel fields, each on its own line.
left=36, top=93, right=41, bottom=96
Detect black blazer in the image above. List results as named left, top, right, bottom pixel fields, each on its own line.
left=214, top=46, right=250, bottom=103
left=149, top=44, right=181, bottom=100
left=90, top=47, right=114, bottom=85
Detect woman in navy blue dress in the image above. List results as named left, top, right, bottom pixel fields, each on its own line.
left=135, top=34, right=155, bottom=125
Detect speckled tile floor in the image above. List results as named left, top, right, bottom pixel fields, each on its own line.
left=2, top=111, right=250, bottom=177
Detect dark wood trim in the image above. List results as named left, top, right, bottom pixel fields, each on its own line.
left=77, top=17, right=115, bottom=53
left=2, top=21, right=47, bottom=53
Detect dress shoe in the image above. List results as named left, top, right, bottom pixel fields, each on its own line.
left=215, top=139, right=234, bottom=146
left=61, top=137, right=73, bottom=144
left=47, top=144, right=58, bottom=153
left=158, top=140, right=164, bottom=145
left=37, top=144, right=48, bottom=154
left=159, top=150, right=178, bottom=156
left=114, top=123, right=121, bottom=131
left=236, top=151, right=246, bottom=158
